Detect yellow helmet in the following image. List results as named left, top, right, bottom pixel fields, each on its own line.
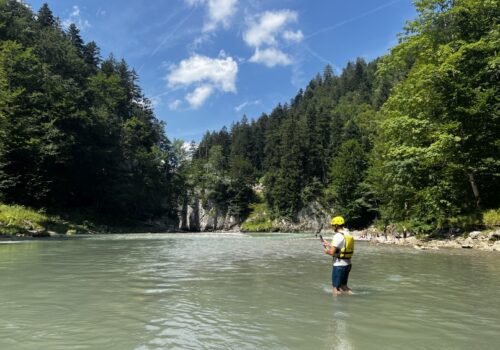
left=331, top=216, right=345, bottom=226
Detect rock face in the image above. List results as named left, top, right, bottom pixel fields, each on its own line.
left=179, top=197, right=239, bottom=232
left=296, top=202, right=332, bottom=231
left=179, top=198, right=333, bottom=233
left=275, top=201, right=333, bottom=233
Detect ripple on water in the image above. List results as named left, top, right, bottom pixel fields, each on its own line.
left=1, top=234, right=500, bottom=350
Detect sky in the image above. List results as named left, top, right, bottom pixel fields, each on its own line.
left=24, top=0, right=416, bottom=142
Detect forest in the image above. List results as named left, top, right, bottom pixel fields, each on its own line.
left=0, top=1, right=179, bottom=225
left=0, top=0, right=498, bottom=233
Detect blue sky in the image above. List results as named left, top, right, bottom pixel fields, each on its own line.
left=25, top=0, right=416, bottom=142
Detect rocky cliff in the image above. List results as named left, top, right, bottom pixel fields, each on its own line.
left=178, top=197, right=240, bottom=232
left=269, top=201, right=336, bottom=233
left=178, top=197, right=335, bottom=233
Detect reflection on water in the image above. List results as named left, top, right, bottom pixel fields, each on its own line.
left=1, top=233, right=499, bottom=349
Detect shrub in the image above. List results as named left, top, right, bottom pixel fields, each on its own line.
left=241, top=202, right=275, bottom=232
left=0, top=204, right=48, bottom=234
left=483, top=209, right=500, bottom=228
left=0, top=203, right=90, bottom=235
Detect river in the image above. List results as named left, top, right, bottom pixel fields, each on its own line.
left=1, top=232, right=499, bottom=349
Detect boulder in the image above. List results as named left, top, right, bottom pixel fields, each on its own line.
left=478, top=241, right=491, bottom=251
left=461, top=237, right=474, bottom=248
left=492, top=241, right=500, bottom=251
left=469, top=231, right=481, bottom=239
left=31, top=230, right=50, bottom=237
left=488, top=230, right=500, bottom=241
left=66, top=229, right=76, bottom=236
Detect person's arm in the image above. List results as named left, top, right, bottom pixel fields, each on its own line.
left=326, top=233, right=343, bottom=256
left=324, top=244, right=337, bottom=256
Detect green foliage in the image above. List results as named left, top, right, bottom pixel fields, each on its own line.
left=326, top=139, right=369, bottom=226
left=0, top=1, right=179, bottom=223
left=367, top=0, right=500, bottom=230
left=265, top=115, right=306, bottom=219
left=483, top=209, right=500, bottom=228
left=0, top=203, right=91, bottom=235
left=227, top=155, right=254, bottom=218
left=0, top=203, right=47, bottom=234
left=241, top=201, right=275, bottom=232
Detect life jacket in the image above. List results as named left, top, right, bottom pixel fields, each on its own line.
left=338, top=233, right=354, bottom=259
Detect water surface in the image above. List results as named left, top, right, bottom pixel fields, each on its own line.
left=1, top=233, right=499, bottom=349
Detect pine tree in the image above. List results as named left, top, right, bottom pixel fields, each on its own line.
left=327, top=139, right=368, bottom=226
left=82, top=41, right=101, bottom=73
left=37, top=3, right=56, bottom=28
left=66, top=23, right=84, bottom=56
left=267, top=116, right=305, bottom=218
left=323, top=64, right=334, bottom=83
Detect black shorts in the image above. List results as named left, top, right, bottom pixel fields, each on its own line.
left=332, top=264, right=352, bottom=289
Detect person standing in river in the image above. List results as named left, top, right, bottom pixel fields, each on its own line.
left=322, top=216, right=354, bottom=296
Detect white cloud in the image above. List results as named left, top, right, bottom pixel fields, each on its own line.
left=218, top=49, right=227, bottom=58
left=243, top=10, right=302, bottom=69
left=243, top=10, right=298, bottom=48
left=169, top=99, right=183, bottom=110
left=185, top=0, right=238, bottom=33
left=249, top=47, right=292, bottom=67
left=167, top=54, right=238, bottom=92
left=185, top=85, right=214, bottom=108
left=62, top=5, right=91, bottom=30
left=15, top=0, right=30, bottom=8
left=167, top=53, right=238, bottom=109
left=283, top=30, right=303, bottom=43
left=234, top=101, right=249, bottom=112
left=185, top=0, right=205, bottom=5
left=96, top=8, right=106, bottom=17
left=204, top=0, right=238, bottom=32
left=234, top=99, right=261, bottom=112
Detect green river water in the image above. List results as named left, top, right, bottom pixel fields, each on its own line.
left=1, top=232, right=499, bottom=350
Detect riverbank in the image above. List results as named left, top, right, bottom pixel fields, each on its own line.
left=0, top=204, right=88, bottom=237
left=365, top=230, right=500, bottom=252
left=0, top=203, right=178, bottom=238
left=2, top=203, right=499, bottom=253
